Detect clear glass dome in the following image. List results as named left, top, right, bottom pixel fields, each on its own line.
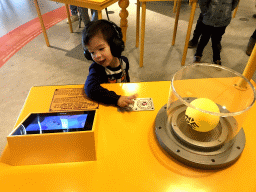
left=167, top=64, right=256, bottom=146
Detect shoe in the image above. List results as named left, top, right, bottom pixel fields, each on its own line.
left=246, top=37, right=256, bottom=56
left=188, top=40, right=198, bottom=48
left=253, top=14, right=256, bottom=18
left=67, top=15, right=79, bottom=24
left=213, top=60, right=222, bottom=65
left=193, top=56, right=201, bottom=63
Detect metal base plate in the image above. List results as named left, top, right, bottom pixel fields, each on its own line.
left=155, top=104, right=246, bottom=170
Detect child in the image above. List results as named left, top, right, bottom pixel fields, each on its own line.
left=82, top=20, right=137, bottom=107
left=194, top=0, right=239, bottom=65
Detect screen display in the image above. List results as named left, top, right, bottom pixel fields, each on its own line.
left=12, top=111, right=95, bottom=135
left=26, top=114, right=88, bottom=132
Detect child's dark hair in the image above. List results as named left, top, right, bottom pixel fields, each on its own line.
left=82, top=19, right=125, bottom=60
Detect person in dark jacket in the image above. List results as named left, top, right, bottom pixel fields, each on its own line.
left=193, top=0, right=239, bottom=65
left=82, top=20, right=137, bottom=107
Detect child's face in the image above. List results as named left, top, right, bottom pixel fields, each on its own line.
left=86, top=32, right=117, bottom=68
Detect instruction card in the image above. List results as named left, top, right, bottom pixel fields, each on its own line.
left=50, top=88, right=99, bottom=111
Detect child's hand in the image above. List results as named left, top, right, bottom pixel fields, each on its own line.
left=117, top=94, right=137, bottom=108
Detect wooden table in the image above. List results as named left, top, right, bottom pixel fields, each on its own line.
left=34, top=0, right=129, bottom=46
left=1, top=80, right=256, bottom=191
left=33, top=1, right=243, bottom=67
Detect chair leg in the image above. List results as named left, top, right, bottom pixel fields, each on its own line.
left=105, top=8, right=110, bottom=20
left=136, top=0, right=140, bottom=48
left=139, top=2, right=146, bottom=68
left=98, top=11, right=102, bottom=20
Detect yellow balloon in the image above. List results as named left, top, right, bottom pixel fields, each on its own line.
left=185, top=98, right=220, bottom=132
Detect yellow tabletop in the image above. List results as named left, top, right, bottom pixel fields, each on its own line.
left=1, top=81, right=256, bottom=192
left=50, top=0, right=119, bottom=10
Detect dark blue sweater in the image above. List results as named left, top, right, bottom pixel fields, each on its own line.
left=84, top=56, right=130, bottom=106
left=199, top=0, right=239, bottom=27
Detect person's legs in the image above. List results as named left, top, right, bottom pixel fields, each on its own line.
left=189, top=13, right=204, bottom=48
left=78, top=7, right=90, bottom=26
left=194, top=23, right=212, bottom=62
left=211, top=26, right=226, bottom=64
left=90, top=10, right=98, bottom=22
left=67, top=5, right=79, bottom=23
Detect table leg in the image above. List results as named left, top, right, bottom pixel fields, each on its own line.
left=232, top=0, right=240, bottom=18
left=181, top=0, right=197, bottom=66
left=136, top=0, right=140, bottom=48
left=173, top=0, right=177, bottom=13
left=139, top=2, right=146, bottom=68
left=172, top=0, right=181, bottom=46
left=98, top=11, right=102, bottom=20
left=119, top=0, right=129, bottom=44
left=34, top=0, right=50, bottom=46
left=65, top=4, right=73, bottom=33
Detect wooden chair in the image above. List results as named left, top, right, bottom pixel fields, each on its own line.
left=136, top=0, right=198, bottom=67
